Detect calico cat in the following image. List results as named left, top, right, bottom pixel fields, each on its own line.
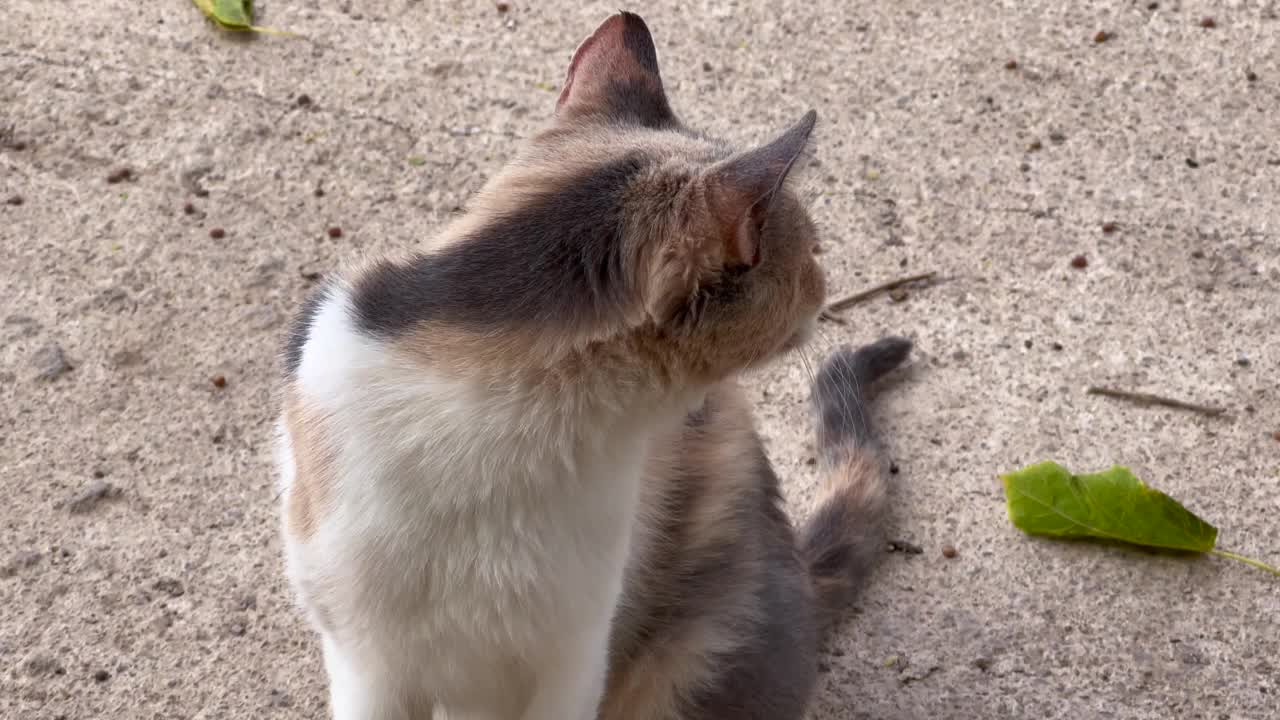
left=276, top=11, right=912, bottom=720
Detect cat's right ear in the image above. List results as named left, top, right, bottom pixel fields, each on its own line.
left=643, top=112, right=817, bottom=327
left=700, top=110, right=817, bottom=268
left=555, top=12, right=677, bottom=129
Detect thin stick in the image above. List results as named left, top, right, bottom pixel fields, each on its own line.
left=1210, top=549, right=1280, bottom=578
left=825, top=271, right=938, bottom=314
left=1086, top=386, right=1226, bottom=417
left=886, top=539, right=923, bottom=555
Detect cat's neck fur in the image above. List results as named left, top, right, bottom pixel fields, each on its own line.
left=303, top=278, right=704, bottom=485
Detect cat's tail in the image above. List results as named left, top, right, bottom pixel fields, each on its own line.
left=799, top=336, right=912, bottom=635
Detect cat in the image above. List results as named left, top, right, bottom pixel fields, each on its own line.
left=276, top=11, right=912, bottom=720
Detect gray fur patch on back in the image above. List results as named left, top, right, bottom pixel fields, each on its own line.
left=349, top=155, right=649, bottom=339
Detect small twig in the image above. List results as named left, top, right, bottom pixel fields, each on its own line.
left=1086, top=386, right=1226, bottom=417
left=886, top=539, right=924, bottom=555
left=825, top=271, right=938, bottom=315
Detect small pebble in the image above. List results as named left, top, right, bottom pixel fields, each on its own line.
left=106, top=167, right=133, bottom=184
left=295, top=93, right=312, bottom=107
left=5, top=195, right=22, bottom=206
left=327, top=227, right=343, bottom=239
left=154, top=578, right=185, bottom=598
left=67, top=480, right=120, bottom=514
left=14, top=550, right=42, bottom=569
left=1051, top=342, right=1064, bottom=351
left=1094, top=30, right=1110, bottom=43
left=268, top=689, right=295, bottom=708
left=1, top=551, right=42, bottom=579
left=209, top=228, right=226, bottom=239
left=92, top=670, right=110, bottom=683
left=314, top=185, right=325, bottom=198
left=1024, top=339, right=1034, bottom=349
left=702, top=61, right=714, bottom=73
left=1199, top=17, right=1216, bottom=28
left=1004, top=59, right=1018, bottom=70
left=33, top=344, right=73, bottom=380
left=22, top=654, right=61, bottom=677
left=1048, top=131, right=1066, bottom=144
left=888, top=287, right=909, bottom=303
left=1071, top=255, right=1089, bottom=269
left=152, top=611, right=175, bottom=635
left=1245, top=70, right=1258, bottom=82
left=495, top=1, right=511, bottom=12
left=1028, top=140, right=1042, bottom=152
left=1186, top=158, right=1200, bottom=168
left=211, top=375, right=227, bottom=388
left=889, top=462, right=900, bottom=475
left=182, top=202, right=196, bottom=215
left=111, top=349, right=144, bottom=369
left=1191, top=249, right=1205, bottom=259
left=1101, top=222, right=1117, bottom=234
left=942, top=545, right=958, bottom=559
left=1272, top=430, right=1280, bottom=443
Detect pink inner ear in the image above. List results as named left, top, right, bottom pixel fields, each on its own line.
left=728, top=211, right=758, bottom=268
left=556, top=14, right=626, bottom=111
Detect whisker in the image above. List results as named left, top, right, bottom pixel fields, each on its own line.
left=797, top=344, right=817, bottom=388
left=813, top=323, right=837, bottom=349
left=822, top=339, right=869, bottom=456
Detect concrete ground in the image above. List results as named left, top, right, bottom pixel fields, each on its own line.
left=3, top=1, right=1278, bottom=718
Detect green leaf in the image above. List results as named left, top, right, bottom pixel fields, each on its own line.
left=1002, top=461, right=1216, bottom=552
left=191, top=0, right=288, bottom=35
left=1001, top=461, right=1279, bottom=577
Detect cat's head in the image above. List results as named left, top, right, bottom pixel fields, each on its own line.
left=435, top=13, right=825, bottom=384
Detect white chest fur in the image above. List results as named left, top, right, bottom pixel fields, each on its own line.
left=279, top=287, right=679, bottom=717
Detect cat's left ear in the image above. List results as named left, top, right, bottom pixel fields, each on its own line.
left=556, top=12, right=677, bottom=129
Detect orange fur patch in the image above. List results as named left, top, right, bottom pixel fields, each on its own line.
left=282, top=386, right=337, bottom=542
left=819, top=446, right=885, bottom=516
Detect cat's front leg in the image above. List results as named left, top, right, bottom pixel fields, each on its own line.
left=518, top=619, right=612, bottom=720
left=323, top=634, right=433, bottom=720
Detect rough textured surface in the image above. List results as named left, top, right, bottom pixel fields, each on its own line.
left=2, top=1, right=1278, bottom=719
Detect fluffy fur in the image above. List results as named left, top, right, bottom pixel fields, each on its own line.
left=276, top=12, right=912, bottom=720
